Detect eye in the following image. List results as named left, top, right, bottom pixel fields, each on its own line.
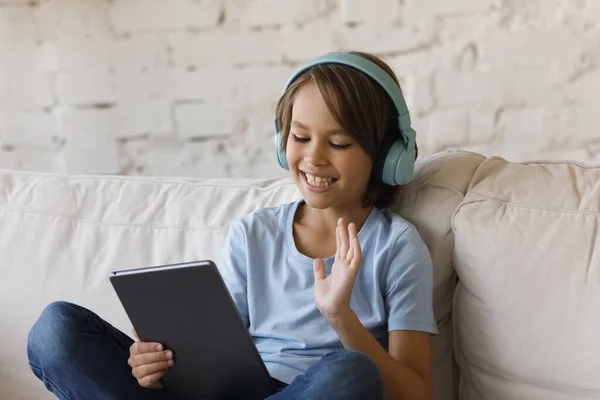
left=330, top=143, right=351, bottom=150
left=292, top=134, right=309, bottom=143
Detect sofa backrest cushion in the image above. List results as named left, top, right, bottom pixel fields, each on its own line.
left=452, top=157, right=600, bottom=400
left=0, top=174, right=299, bottom=400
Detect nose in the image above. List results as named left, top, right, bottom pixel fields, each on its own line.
left=304, top=140, right=329, bottom=166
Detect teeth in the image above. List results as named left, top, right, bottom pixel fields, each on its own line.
left=305, top=173, right=335, bottom=187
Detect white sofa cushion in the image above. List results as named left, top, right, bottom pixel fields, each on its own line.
left=0, top=174, right=301, bottom=400
left=452, top=157, right=600, bottom=400
left=0, top=151, right=483, bottom=400
left=396, top=151, right=484, bottom=400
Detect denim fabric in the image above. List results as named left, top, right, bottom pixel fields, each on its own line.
left=27, top=301, right=383, bottom=400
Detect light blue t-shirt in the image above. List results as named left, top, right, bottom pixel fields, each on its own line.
left=218, top=199, right=438, bottom=384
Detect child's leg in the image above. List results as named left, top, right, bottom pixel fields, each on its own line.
left=266, top=350, right=384, bottom=400
left=27, top=301, right=166, bottom=400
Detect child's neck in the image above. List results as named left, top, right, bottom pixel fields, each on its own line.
left=292, top=201, right=373, bottom=260
left=297, top=201, right=373, bottom=234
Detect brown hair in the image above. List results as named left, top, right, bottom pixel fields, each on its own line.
left=275, top=50, right=417, bottom=209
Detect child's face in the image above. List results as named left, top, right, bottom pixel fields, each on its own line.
left=286, top=83, right=373, bottom=211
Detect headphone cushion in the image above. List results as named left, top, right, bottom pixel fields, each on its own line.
left=274, top=132, right=289, bottom=170
left=373, top=135, right=396, bottom=183
left=381, top=140, right=415, bottom=186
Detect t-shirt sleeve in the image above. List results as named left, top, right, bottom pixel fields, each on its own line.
left=384, top=226, right=439, bottom=335
left=218, top=220, right=249, bottom=327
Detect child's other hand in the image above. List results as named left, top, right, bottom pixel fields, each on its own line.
left=128, top=328, right=174, bottom=389
left=313, top=217, right=362, bottom=321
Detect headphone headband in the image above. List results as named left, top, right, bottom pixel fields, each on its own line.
left=281, top=52, right=416, bottom=151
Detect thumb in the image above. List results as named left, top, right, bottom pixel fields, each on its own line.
left=313, top=258, right=326, bottom=282
left=132, top=328, right=140, bottom=341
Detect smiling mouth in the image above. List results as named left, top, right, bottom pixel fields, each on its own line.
left=301, top=172, right=338, bottom=188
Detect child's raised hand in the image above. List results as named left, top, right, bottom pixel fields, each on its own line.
left=313, top=217, right=362, bottom=321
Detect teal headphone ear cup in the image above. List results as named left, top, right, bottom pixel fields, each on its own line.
left=274, top=119, right=289, bottom=170
left=378, top=114, right=416, bottom=185
left=381, top=138, right=415, bottom=186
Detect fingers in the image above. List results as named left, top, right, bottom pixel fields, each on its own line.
left=335, top=225, right=341, bottom=259
left=129, top=347, right=174, bottom=388
left=132, top=357, right=173, bottom=379
left=341, top=221, right=361, bottom=272
left=129, top=348, right=173, bottom=367
left=137, top=370, right=166, bottom=388
left=350, top=231, right=362, bottom=270
left=336, top=217, right=363, bottom=264
left=313, top=258, right=326, bottom=281
left=129, top=342, right=174, bottom=371
left=130, top=341, right=164, bottom=355
left=337, top=218, right=349, bottom=258
left=128, top=339, right=174, bottom=389
left=346, top=222, right=358, bottom=258
left=132, top=328, right=139, bottom=341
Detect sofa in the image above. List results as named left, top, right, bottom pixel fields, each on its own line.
left=1, top=150, right=598, bottom=400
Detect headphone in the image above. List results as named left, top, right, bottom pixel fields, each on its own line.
left=273, top=52, right=417, bottom=186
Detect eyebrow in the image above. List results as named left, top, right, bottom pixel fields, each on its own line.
left=291, top=121, right=347, bottom=135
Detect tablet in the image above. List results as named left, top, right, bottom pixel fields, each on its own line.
left=109, top=260, right=274, bottom=400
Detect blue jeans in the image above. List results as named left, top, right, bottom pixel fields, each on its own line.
left=28, top=301, right=384, bottom=400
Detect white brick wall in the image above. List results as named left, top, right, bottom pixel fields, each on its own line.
left=1, top=0, right=599, bottom=176
left=109, top=0, right=223, bottom=33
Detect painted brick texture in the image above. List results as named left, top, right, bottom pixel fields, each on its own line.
left=0, top=0, right=598, bottom=176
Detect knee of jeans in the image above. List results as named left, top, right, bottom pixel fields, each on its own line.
left=27, top=301, right=85, bottom=365
left=324, top=350, right=382, bottom=384
left=341, top=351, right=380, bottom=375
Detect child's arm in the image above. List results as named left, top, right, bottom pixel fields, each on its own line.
left=313, top=218, right=434, bottom=400
left=219, top=221, right=250, bottom=327
left=327, top=311, right=433, bottom=400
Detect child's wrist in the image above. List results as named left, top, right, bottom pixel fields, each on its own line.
left=325, top=308, right=357, bottom=329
